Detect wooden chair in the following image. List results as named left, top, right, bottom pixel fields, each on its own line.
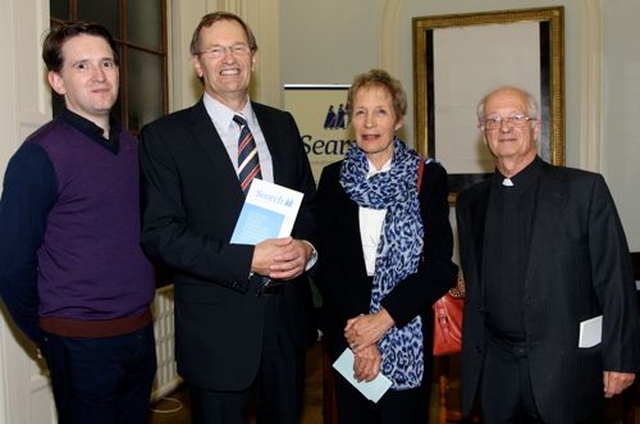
left=437, top=354, right=484, bottom=424
left=437, top=356, right=461, bottom=424
left=437, top=355, right=483, bottom=424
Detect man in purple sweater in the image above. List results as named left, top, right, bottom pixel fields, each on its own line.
left=0, top=22, right=156, bottom=423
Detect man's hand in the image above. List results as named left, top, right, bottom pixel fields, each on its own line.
left=251, top=237, right=312, bottom=280
left=603, top=371, right=635, bottom=398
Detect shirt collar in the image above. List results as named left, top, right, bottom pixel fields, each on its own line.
left=59, top=108, right=121, bottom=153
left=202, top=92, right=255, bottom=131
left=366, top=157, right=392, bottom=177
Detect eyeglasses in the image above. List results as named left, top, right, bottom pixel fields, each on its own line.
left=196, top=44, right=252, bottom=59
left=481, top=114, right=536, bottom=130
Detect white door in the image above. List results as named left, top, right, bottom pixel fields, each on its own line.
left=0, top=0, right=57, bottom=422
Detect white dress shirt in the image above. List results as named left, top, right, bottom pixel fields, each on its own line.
left=359, top=158, right=391, bottom=276
left=202, top=92, right=274, bottom=183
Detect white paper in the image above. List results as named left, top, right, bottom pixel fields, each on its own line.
left=230, top=179, right=303, bottom=245
left=579, top=315, right=603, bottom=348
left=332, top=348, right=392, bottom=403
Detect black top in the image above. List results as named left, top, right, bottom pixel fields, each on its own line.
left=483, top=156, right=543, bottom=342
left=61, top=109, right=121, bottom=153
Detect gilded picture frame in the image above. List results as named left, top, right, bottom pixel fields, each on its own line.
left=412, top=7, right=565, bottom=203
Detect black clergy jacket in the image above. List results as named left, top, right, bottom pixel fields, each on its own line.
left=456, top=158, right=638, bottom=424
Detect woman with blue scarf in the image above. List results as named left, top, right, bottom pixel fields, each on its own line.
left=317, top=69, right=458, bottom=423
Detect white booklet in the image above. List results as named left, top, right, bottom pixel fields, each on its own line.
left=578, top=315, right=603, bottom=348
left=332, top=348, right=392, bottom=403
left=230, top=179, right=303, bottom=245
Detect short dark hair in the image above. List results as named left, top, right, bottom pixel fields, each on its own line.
left=346, top=69, right=407, bottom=120
left=42, top=21, right=119, bottom=72
left=189, top=12, right=258, bottom=56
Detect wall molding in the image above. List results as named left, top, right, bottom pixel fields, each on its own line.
left=579, top=0, right=602, bottom=172
left=217, top=0, right=282, bottom=107
left=379, top=0, right=405, bottom=78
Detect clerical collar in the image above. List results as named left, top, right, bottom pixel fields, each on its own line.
left=495, top=156, right=543, bottom=190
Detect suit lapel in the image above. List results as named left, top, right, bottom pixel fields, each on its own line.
left=189, top=101, right=245, bottom=199
left=456, top=179, right=492, bottom=308
left=468, top=181, right=492, bottom=281
left=525, top=163, right=566, bottom=285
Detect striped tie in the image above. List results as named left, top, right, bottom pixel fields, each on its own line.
left=233, top=115, right=262, bottom=195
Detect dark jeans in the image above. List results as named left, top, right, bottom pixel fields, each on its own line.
left=40, top=324, right=157, bottom=424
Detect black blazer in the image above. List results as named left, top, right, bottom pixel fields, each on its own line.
left=457, top=160, right=638, bottom=423
left=316, top=159, right=458, bottom=362
left=139, top=100, right=317, bottom=391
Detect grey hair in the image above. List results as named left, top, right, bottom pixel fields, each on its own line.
left=476, top=86, right=539, bottom=124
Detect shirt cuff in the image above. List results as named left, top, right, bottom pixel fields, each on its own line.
left=303, top=240, right=318, bottom=271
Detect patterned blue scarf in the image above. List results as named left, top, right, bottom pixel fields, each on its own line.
left=340, top=138, right=424, bottom=390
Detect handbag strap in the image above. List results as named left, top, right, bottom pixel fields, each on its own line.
left=416, top=155, right=426, bottom=263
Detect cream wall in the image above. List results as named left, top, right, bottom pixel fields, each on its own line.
left=281, top=0, right=383, bottom=85
left=279, top=0, right=640, bottom=251
left=602, top=2, right=640, bottom=253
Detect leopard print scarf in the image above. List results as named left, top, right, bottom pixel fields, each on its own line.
left=340, top=138, right=424, bottom=390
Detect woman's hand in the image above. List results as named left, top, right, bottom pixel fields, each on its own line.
left=345, top=308, right=395, bottom=353
left=352, top=344, right=382, bottom=382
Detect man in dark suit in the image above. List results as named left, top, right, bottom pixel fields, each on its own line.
left=139, top=12, right=317, bottom=424
left=457, top=86, right=637, bottom=424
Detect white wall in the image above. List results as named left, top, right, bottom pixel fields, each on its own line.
left=0, top=0, right=20, bottom=175
left=602, top=2, right=640, bottom=251
left=281, top=0, right=383, bottom=85
left=168, top=0, right=209, bottom=110
left=280, top=0, right=640, bottom=251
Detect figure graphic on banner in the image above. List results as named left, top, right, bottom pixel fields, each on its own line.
left=336, top=103, right=346, bottom=129
left=324, top=105, right=337, bottom=129
left=323, top=103, right=347, bottom=130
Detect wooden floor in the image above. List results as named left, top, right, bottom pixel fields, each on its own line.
left=146, top=340, right=640, bottom=424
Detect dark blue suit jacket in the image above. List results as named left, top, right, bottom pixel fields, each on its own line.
left=139, top=100, right=317, bottom=391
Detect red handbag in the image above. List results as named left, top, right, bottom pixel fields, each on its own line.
left=416, top=157, right=465, bottom=356
left=432, top=281, right=464, bottom=356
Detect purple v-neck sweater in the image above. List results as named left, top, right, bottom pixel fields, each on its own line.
left=0, top=112, right=154, bottom=340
